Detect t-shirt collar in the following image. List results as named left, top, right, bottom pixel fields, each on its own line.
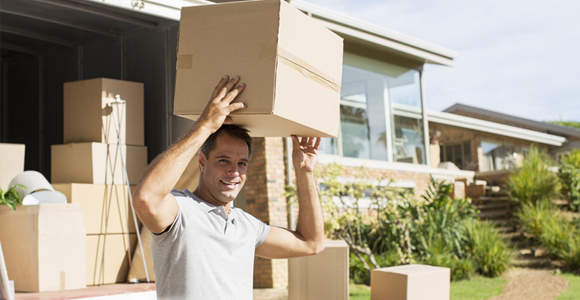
left=184, top=189, right=235, bottom=222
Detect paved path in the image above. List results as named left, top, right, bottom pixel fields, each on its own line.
left=488, top=268, right=568, bottom=300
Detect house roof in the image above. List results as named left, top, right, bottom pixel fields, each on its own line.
left=81, top=0, right=458, bottom=67
left=427, top=110, right=567, bottom=146
left=444, top=103, right=580, bottom=139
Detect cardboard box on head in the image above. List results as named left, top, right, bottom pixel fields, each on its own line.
left=174, top=0, right=343, bottom=137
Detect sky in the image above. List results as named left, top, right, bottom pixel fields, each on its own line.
left=300, top=0, right=580, bottom=122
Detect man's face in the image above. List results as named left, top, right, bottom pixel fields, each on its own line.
left=198, top=134, right=249, bottom=206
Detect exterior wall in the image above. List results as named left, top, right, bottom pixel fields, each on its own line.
left=339, top=165, right=470, bottom=198
left=429, top=122, right=550, bottom=172
left=245, top=137, right=288, bottom=289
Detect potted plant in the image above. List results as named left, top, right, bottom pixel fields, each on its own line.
left=0, top=184, right=26, bottom=210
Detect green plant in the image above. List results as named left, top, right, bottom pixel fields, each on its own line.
left=0, top=184, right=25, bottom=210
left=463, top=219, right=513, bottom=277
left=507, top=146, right=560, bottom=205
left=515, top=201, right=580, bottom=270
left=558, top=149, right=580, bottom=211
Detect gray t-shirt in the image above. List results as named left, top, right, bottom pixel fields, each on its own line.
left=151, top=189, right=270, bottom=300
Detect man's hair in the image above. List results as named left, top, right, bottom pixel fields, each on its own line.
left=200, top=125, right=253, bottom=158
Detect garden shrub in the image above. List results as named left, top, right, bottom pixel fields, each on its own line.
left=463, top=219, right=514, bottom=277
left=304, top=165, right=513, bottom=284
left=507, top=147, right=560, bottom=205
left=515, top=202, right=580, bottom=270
left=558, top=149, right=580, bottom=211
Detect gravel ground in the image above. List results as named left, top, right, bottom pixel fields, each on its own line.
left=488, top=268, right=569, bottom=300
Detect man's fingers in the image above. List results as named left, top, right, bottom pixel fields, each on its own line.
left=228, top=101, right=247, bottom=112
left=314, top=137, right=321, bottom=149
left=223, top=76, right=240, bottom=95
left=221, top=83, right=245, bottom=103
left=291, top=135, right=300, bottom=148
left=211, top=76, right=229, bottom=100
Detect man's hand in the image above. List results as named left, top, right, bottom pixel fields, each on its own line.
left=291, top=136, right=321, bottom=173
left=196, top=76, right=246, bottom=134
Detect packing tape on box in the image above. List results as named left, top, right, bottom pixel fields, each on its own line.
left=259, top=44, right=341, bottom=93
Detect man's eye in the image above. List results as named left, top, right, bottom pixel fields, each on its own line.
left=239, top=162, right=247, bottom=167
left=219, top=159, right=228, bottom=163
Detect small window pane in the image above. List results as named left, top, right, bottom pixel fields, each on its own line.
left=319, top=138, right=338, bottom=155
left=393, top=115, right=425, bottom=164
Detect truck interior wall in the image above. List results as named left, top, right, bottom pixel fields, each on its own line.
left=125, top=25, right=179, bottom=162
left=2, top=57, right=41, bottom=173
left=0, top=25, right=179, bottom=182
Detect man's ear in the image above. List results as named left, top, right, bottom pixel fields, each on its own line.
left=199, top=152, right=206, bottom=172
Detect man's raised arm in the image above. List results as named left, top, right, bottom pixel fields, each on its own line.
left=132, top=76, right=246, bottom=234
left=255, top=136, right=326, bottom=258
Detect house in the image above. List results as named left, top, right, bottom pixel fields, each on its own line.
left=2, top=0, right=541, bottom=292
left=437, top=103, right=580, bottom=167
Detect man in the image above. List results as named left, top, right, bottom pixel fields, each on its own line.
left=132, top=75, right=325, bottom=299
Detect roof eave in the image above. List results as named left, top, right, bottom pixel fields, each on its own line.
left=428, top=110, right=567, bottom=146
left=288, top=0, right=458, bottom=66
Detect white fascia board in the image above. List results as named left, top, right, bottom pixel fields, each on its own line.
left=289, top=0, right=458, bottom=65
left=318, top=154, right=475, bottom=178
left=428, top=110, right=566, bottom=146
left=85, top=0, right=213, bottom=21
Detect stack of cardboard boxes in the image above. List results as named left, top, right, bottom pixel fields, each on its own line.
left=51, top=78, right=148, bottom=286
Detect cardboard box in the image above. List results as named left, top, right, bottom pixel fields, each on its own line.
left=51, top=143, right=147, bottom=185
left=0, top=204, right=86, bottom=292
left=371, top=264, right=450, bottom=300
left=288, top=240, right=349, bottom=300
left=174, top=0, right=343, bottom=137
left=64, top=78, right=144, bottom=145
left=53, top=183, right=139, bottom=234
left=127, top=226, right=155, bottom=283
left=0, top=143, right=25, bottom=190
left=86, top=233, right=137, bottom=286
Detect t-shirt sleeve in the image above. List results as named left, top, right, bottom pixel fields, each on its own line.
left=150, top=189, right=188, bottom=245
left=242, top=211, right=271, bottom=248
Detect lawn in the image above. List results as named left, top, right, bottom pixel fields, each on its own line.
left=556, top=273, right=580, bottom=300
left=350, top=283, right=370, bottom=300
left=350, top=272, right=580, bottom=300
left=450, top=276, right=507, bottom=300
left=349, top=276, right=507, bottom=300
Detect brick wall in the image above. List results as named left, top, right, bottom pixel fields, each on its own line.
left=245, top=137, right=288, bottom=289
left=339, top=166, right=470, bottom=198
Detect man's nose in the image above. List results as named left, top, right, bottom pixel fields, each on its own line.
left=227, top=164, right=240, bottom=176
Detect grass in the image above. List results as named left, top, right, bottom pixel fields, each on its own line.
left=350, top=276, right=507, bottom=300
left=450, top=276, right=507, bottom=300
left=350, top=283, right=370, bottom=300
left=556, top=273, right=580, bottom=300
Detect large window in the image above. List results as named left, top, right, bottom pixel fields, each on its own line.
left=319, top=54, right=426, bottom=164
left=440, top=141, right=473, bottom=170
left=480, top=141, right=517, bottom=171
